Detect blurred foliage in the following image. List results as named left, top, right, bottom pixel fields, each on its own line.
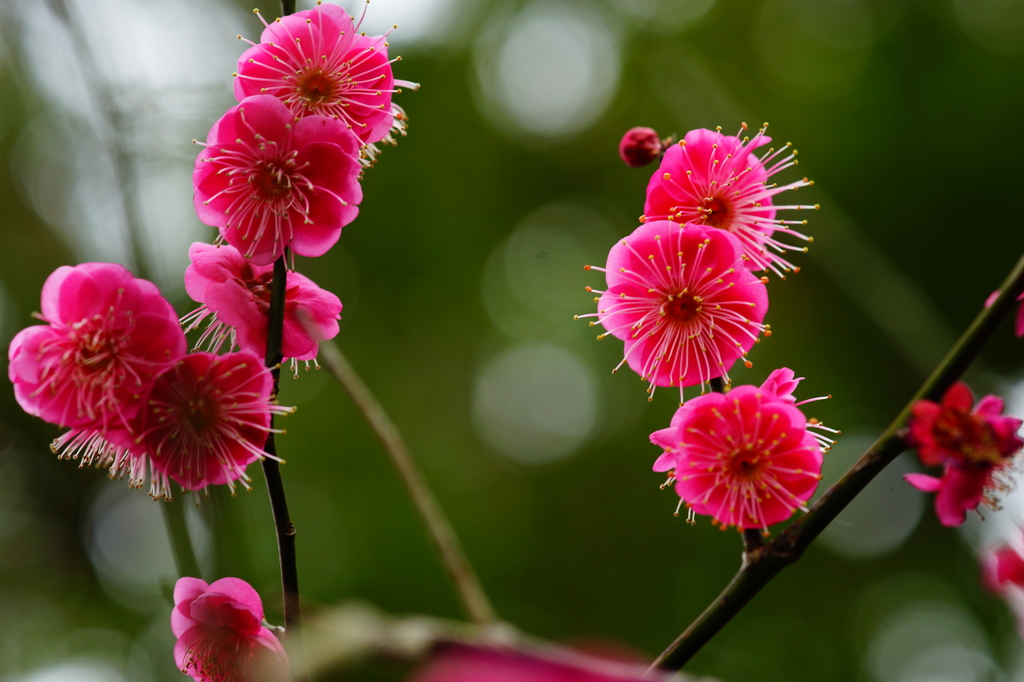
left=1, top=0, right=1024, bottom=680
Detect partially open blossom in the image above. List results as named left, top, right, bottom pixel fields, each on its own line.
left=408, top=645, right=669, bottom=682
left=904, top=382, right=1023, bottom=526
left=618, top=127, right=663, bottom=168
left=642, top=124, right=818, bottom=277
left=172, top=577, right=288, bottom=682
left=579, top=221, right=769, bottom=402
left=194, top=94, right=362, bottom=265
left=653, top=380, right=830, bottom=530
left=8, top=263, right=185, bottom=445
left=138, top=351, right=293, bottom=500
left=235, top=2, right=419, bottom=164
left=181, top=242, right=341, bottom=363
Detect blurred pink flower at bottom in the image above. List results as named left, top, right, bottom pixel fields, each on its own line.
left=172, top=577, right=289, bottom=682
left=407, top=645, right=671, bottom=682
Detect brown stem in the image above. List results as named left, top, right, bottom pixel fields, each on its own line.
left=318, top=341, right=498, bottom=625
left=651, top=250, right=1024, bottom=672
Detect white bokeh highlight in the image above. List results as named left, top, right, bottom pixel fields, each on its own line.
left=817, top=434, right=924, bottom=560
left=475, top=1, right=621, bottom=139
left=866, top=602, right=994, bottom=682
left=473, top=344, right=597, bottom=465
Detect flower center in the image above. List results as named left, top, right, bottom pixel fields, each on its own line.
left=936, top=410, right=1005, bottom=465
left=727, top=448, right=765, bottom=481
left=251, top=162, right=293, bottom=200
left=239, top=265, right=274, bottom=305
left=702, top=195, right=733, bottom=229
left=183, top=397, right=219, bottom=435
left=297, top=69, right=338, bottom=106
left=663, top=292, right=701, bottom=323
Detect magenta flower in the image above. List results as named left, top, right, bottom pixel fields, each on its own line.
left=408, top=645, right=668, bottom=682
left=181, top=242, right=341, bottom=363
left=8, top=263, right=185, bottom=444
left=642, top=125, right=817, bottom=277
left=235, top=2, right=418, bottom=158
left=904, top=382, right=1023, bottom=527
left=580, top=221, right=769, bottom=401
left=193, top=94, right=362, bottom=266
left=172, top=577, right=288, bottom=682
left=618, top=127, right=663, bottom=168
left=138, top=351, right=292, bottom=499
left=654, top=384, right=825, bottom=530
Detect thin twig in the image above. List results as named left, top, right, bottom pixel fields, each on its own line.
left=318, top=341, right=498, bottom=625
left=262, top=256, right=306, bottom=681
left=651, top=250, right=1024, bottom=672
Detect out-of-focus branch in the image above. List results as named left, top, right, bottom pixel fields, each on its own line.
left=651, top=250, right=1024, bottom=672
left=318, top=341, right=498, bottom=626
left=303, top=602, right=716, bottom=681
left=45, top=0, right=150, bottom=279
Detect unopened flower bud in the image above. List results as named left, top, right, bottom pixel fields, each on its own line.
left=618, top=126, right=663, bottom=167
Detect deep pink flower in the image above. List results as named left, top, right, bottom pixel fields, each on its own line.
left=181, top=242, right=341, bottom=363
left=983, top=544, right=1024, bottom=593
left=137, top=351, right=292, bottom=499
left=172, top=576, right=288, bottom=682
left=193, top=94, right=362, bottom=265
left=235, top=2, right=418, bottom=161
left=408, top=645, right=668, bottom=682
left=580, top=221, right=769, bottom=402
left=655, top=385, right=824, bottom=530
left=618, top=127, right=663, bottom=168
left=642, top=124, right=818, bottom=277
left=8, top=263, right=185, bottom=444
left=904, top=382, right=1023, bottom=527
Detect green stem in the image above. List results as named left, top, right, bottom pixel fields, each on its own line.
left=651, top=250, right=1024, bottom=672
left=162, top=499, right=201, bottom=578
left=318, top=341, right=498, bottom=625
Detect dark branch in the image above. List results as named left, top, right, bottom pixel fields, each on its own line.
left=651, top=250, right=1024, bottom=672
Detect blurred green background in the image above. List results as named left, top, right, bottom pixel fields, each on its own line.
left=2, top=0, right=1024, bottom=680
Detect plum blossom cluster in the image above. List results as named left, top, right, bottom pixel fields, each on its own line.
left=8, top=3, right=415, bottom=679
left=8, top=263, right=291, bottom=500
left=585, top=122, right=833, bottom=531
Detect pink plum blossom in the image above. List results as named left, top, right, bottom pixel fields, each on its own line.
left=235, top=2, right=418, bottom=163
left=181, top=242, right=341, bottom=363
left=618, top=127, right=663, bottom=168
left=193, top=94, right=362, bottom=265
left=172, top=576, right=288, bottom=682
left=580, top=221, right=769, bottom=402
left=904, top=382, right=1023, bottom=527
left=642, top=124, right=818, bottom=277
left=407, top=645, right=669, bottom=682
left=654, top=384, right=826, bottom=530
left=8, top=263, right=185, bottom=445
left=137, top=351, right=293, bottom=499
